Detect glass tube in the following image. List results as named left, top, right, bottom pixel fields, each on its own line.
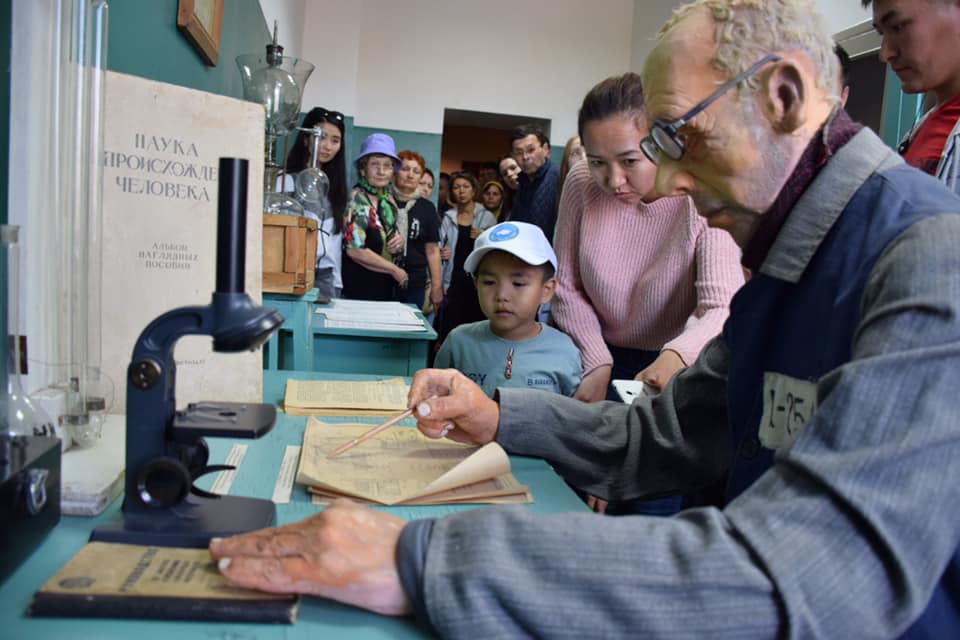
left=56, top=0, right=109, bottom=447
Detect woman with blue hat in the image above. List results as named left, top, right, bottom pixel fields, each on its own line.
left=341, top=133, right=409, bottom=300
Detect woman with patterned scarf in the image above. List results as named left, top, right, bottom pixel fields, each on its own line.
left=341, top=134, right=409, bottom=301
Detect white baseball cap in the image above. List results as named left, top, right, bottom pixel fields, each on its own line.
left=463, top=221, right=557, bottom=275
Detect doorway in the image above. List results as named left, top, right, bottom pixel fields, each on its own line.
left=440, top=108, right=551, bottom=179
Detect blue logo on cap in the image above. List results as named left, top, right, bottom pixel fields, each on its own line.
left=490, top=223, right=519, bottom=242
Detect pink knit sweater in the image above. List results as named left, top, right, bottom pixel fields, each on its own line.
left=552, top=161, right=744, bottom=375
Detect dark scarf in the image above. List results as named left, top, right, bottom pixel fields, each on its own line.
left=741, top=109, right=862, bottom=271
left=357, top=177, right=397, bottom=233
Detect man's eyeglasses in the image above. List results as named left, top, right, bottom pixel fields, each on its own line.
left=640, top=53, right=782, bottom=164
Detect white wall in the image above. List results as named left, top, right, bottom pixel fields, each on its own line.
left=300, top=0, right=363, bottom=118
left=296, top=0, right=634, bottom=143
left=258, top=0, right=306, bottom=59
left=268, top=0, right=872, bottom=141
left=630, top=0, right=873, bottom=72
left=630, top=0, right=682, bottom=72
left=816, top=2, right=872, bottom=34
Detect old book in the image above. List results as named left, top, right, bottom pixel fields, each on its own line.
left=283, top=378, right=409, bottom=416
left=297, top=419, right=532, bottom=505
left=28, top=542, right=299, bottom=624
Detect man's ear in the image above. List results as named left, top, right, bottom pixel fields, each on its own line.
left=764, top=60, right=807, bottom=134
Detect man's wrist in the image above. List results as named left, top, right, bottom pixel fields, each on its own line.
left=396, top=520, right=437, bottom=629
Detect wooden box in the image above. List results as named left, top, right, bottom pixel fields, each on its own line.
left=262, top=213, right=318, bottom=295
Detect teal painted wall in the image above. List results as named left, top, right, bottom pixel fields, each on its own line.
left=107, top=0, right=269, bottom=99
left=551, top=145, right=565, bottom=166
left=880, top=65, right=924, bottom=150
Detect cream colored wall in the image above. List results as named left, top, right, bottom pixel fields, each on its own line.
left=258, top=0, right=306, bottom=57
left=263, top=0, right=872, bottom=141
left=294, top=0, right=635, bottom=143
left=629, top=0, right=873, bottom=72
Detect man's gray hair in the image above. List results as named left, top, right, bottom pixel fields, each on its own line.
left=659, top=0, right=839, bottom=100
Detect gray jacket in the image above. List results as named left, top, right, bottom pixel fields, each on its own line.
left=398, top=129, right=960, bottom=638
left=438, top=205, right=497, bottom=292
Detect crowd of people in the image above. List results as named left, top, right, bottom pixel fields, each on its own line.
left=225, top=0, right=960, bottom=635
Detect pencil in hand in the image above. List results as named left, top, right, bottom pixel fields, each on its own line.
left=326, top=408, right=415, bottom=459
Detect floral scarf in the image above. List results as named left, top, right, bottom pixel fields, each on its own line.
left=357, top=176, right=398, bottom=235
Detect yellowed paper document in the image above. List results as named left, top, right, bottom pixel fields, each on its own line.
left=284, top=378, right=409, bottom=416
left=296, top=419, right=532, bottom=505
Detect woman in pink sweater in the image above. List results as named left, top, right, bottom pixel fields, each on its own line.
left=553, top=72, right=744, bottom=404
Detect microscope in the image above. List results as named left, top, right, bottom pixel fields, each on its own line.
left=92, top=158, right=283, bottom=547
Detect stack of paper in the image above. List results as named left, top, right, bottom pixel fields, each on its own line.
left=297, top=419, right=532, bottom=505
left=284, top=378, right=408, bottom=416
left=315, top=299, right=428, bottom=332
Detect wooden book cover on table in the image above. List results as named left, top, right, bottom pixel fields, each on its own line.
left=100, top=71, right=265, bottom=414
left=28, top=542, right=299, bottom=624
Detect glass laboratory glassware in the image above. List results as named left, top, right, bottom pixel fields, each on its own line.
left=294, top=127, right=332, bottom=221
left=236, top=22, right=314, bottom=217
left=1, top=225, right=58, bottom=442
left=55, top=0, right=110, bottom=447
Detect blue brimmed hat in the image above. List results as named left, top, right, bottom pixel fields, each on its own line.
left=354, top=133, right=400, bottom=170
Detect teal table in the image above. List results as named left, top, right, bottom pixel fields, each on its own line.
left=263, top=288, right=319, bottom=371
left=0, top=371, right=588, bottom=638
left=306, top=302, right=437, bottom=376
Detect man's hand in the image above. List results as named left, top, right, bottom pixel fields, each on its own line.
left=210, top=499, right=411, bottom=616
left=575, top=366, right=612, bottom=403
left=635, top=350, right=685, bottom=391
left=408, top=368, right=500, bottom=444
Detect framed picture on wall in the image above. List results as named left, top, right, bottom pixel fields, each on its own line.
left=177, top=0, right=224, bottom=66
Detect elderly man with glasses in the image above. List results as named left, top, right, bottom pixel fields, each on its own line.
left=211, top=1, right=960, bottom=637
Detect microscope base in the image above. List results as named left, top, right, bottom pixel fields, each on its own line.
left=90, top=494, right=276, bottom=548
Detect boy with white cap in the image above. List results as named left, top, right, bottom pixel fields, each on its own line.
left=434, top=222, right=581, bottom=398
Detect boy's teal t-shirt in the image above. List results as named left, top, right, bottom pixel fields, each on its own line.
left=434, top=321, right=582, bottom=398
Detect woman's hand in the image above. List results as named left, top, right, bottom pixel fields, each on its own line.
left=210, top=499, right=411, bottom=616
left=440, top=245, right=452, bottom=261
left=634, top=350, right=685, bottom=391
left=469, top=226, right=481, bottom=239
left=429, top=283, right=444, bottom=310
left=587, top=496, right=609, bottom=513
left=575, top=366, right=612, bottom=403
left=408, top=368, right=500, bottom=445
left=392, top=266, right=409, bottom=288
left=387, top=232, right=405, bottom=255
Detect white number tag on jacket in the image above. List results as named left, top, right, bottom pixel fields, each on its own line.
left=758, top=372, right=818, bottom=450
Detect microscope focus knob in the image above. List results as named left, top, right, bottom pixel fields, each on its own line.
left=129, top=358, right=162, bottom=390
left=135, top=457, right=192, bottom=508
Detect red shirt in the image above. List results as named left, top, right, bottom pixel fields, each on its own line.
left=903, top=94, right=960, bottom=175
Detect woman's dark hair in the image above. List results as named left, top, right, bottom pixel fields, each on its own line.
left=577, top=72, right=646, bottom=139
left=286, top=107, right=347, bottom=231
left=449, top=171, right=480, bottom=205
